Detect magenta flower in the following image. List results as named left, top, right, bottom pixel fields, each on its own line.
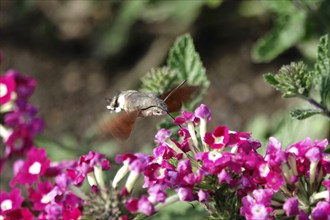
left=194, top=104, right=211, bottom=120
left=155, top=129, right=172, bottom=144
left=28, top=181, right=55, bottom=211
left=148, top=184, right=167, bottom=203
left=60, top=192, right=83, bottom=219
left=174, top=110, right=200, bottom=125
left=67, top=151, right=110, bottom=186
left=116, top=153, right=150, bottom=174
left=311, top=201, right=330, bottom=220
left=204, top=126, right=229, bottom=149
left=264, top=137, right=286, bottom=167
left=240, top=189, right=274, bottom=220
left=0, top=73, right=16, bottom=105
left=144, top=161, right=175, bottom=187
left=4, top=104, right=44, bottom=134
left=0, top=188, right=24, bottom=215
left=6, top=70, right=36, bottom=99
left=10, top=147, right=51, bottom=186
left=62, top=206, right=81, bottom=220
left=126, top=195, right=155, bottom=216
left=4, top=127, right=34, bottom=157
left=197, top=189, right=208, bottom=202
left=177, top=187, right=195, bottom=201
left=283, top=198, right=299, bottom=216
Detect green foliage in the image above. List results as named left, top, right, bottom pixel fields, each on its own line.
left=167, top=34, right=210, bottom=108
left=141, top=34, right=210, bottom=104
left=95, top=1, right=147, bottom=56
left=140, top=67, right=179, bottom=94
left=314, top=35, right=330, bottom=107
left=263, top=62, right=312, bottom=98
left=204, top=184, right=244, bottom=220
left=95, top=0, right=220, bottom=57
left=246, top=110, right=329, bottom=154
left=252, top=0, right=307, bottom=63
left=252, top=0, right=329, bottom=63
left=149, top=201, right=207, bottom=220
left=290, top=108, right=323, bottom=120
left=263, top=34, right=330, bottom=120
left=140, top=34, right=210, bottom=134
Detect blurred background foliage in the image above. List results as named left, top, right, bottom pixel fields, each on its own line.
left=1, top=0, right=329, bottom=217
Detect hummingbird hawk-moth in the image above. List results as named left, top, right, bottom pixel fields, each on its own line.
left=103, top=80, right=197, bottom=140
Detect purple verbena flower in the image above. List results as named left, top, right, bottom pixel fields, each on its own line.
left=10, top=147, right=51, bottom=186
left=0, top=188, right=24, bottom=215
left=0, top=73, right=16, bottom=105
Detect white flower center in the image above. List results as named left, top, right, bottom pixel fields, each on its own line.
left=251, top=204, right=267, bottom=217
left=208, top=150, right=222, bottom=162
left=156, top=167, right=166, bottom=178
left=29, top=162, right=41, bottom=174
left=0, top=83, right=8, bottom=98
left=1, top=199, right=12, bottom=211
left=288, top=147, right=298, bottom=155
left=214, top=136, right=224, bottom=144
left=259, top=163, right=270, bottom=177
left=41, top=193, right=51, bottom=204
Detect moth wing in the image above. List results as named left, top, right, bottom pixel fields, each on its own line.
left=160, top=86, right=199, bottom=112
left=98, top=110, right=139, bottom=141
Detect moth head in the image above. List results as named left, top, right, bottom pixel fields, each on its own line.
left=106, top=95, right=121, bottom=113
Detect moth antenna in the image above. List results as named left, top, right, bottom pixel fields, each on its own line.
left=163, top=80, right=187, bottom=102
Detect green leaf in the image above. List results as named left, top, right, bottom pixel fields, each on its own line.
left=315, top=35, right=329, bottom=77
left=95, top=1, right=147, bottom=57
left=252, top=1, right=307, bottom=63
left=263, top=62, right=312, bottom=98
left=290, top=109, right=323, bottom=120
left=263, top=73, right=279, bottom=86
left=314, top=35, right=330, bottom=108
left=140, top=67, right=179, bottom=94
left=167, top=34, right=210, bottom=108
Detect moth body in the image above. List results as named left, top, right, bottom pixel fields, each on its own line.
left=106, top=90, right=168, bottom=117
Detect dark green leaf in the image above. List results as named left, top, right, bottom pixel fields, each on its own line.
left=314, top=35, right=330, bottom=108
left=252, top=1, right=307, bottom=63
left=263, top=73, right=279, bottom=86
left=167, top=34, right=210, bottom=108
left=315, top=35, right=330, bottom=78
left=290, top=109, right=323, bottom=120
left=140, top=67, right=179, bottom=95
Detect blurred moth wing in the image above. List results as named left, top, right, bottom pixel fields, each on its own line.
left=161, top=85, right=199, bottom=113
left=98, top=110, right=139, bottom=141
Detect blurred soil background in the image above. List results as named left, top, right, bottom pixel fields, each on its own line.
left=1, top=0, right=329, bottom=157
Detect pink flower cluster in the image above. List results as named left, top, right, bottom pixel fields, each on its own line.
left=0, top=146, right=112, bottom=219
left=0, top=69, right=43, bottom=169
left=0, top=66, right=111, bottom=219
left=1, top=57, right=329, bottom=219
left=112, top=104, right=330, bottom=219
left=240, top=137, right=330, bottom=219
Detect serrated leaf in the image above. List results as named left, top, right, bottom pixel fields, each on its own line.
left=167, top=34, right=210, bottom=108
left=140, top=67, right=179, bottom=95
left=263, top=73, right=279, bottom=86
left=252, top=1, right=307, bottom=63
left=290, top=109, right=322, bottom=120
left=315, top=35, right=330, bottom=77
left=314, top=35, right=330, bottom=108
